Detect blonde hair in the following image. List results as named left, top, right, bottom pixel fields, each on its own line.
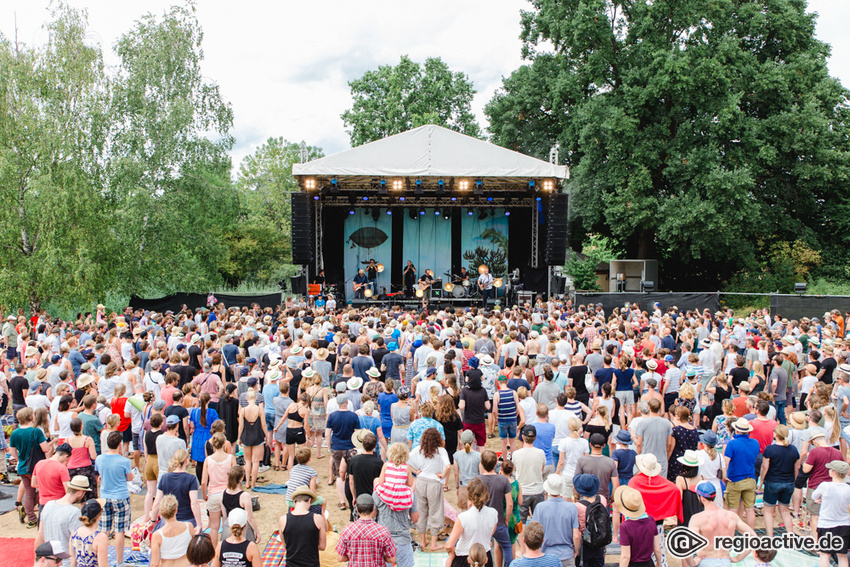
left=387, top=442, right=409, bottom=465
left=469, top=543, right=487, bottom=567
left=752, top=361, right=765, bottom=378
left=160, top=494, right=178, bottom=519
left=596, top=405, right=610, bottom=429
left=517, top=386, right=528, bottom=400
left=722, top=399, right=734, bottom=416
left=106, top=414, right=120, bottom=430
left=823, top=405, right=841, bottom=445
left=679, top=382, right=695, bottom=400
left=774, top=424, right=790, bottom=447
left=363, top=401, right=375, bottom=415
left=168, top=448, right=190, bottom=472
left=568, top=417, right=582, bottom=439
left=246, top=389, right=257, bottom=403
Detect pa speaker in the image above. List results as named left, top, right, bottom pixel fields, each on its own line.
left=291, top=192, right=313, bottom=265
left=545, top=193, right=568, bottom=265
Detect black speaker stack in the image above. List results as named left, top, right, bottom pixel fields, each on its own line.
left=290, top=193, right=313, bottom=265
left=545, top=193, right=568, bottom=265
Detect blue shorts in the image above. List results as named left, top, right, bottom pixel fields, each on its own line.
left=498, top=421, right=516, bottom=439
left=265, top=412, right=276, bottom=432
left=390, top=542, right=415, bottom=567
left=763, top=481, right=794, bottom=506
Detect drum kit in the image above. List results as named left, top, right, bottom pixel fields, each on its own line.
left=442, top=270, right=507, bottom=298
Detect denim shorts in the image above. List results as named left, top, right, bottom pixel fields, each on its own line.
left=265, top=412, right=276, bottom=432
left=763, top=481, right=794, bottom=506
left=498, top=421, right=517, bottom=439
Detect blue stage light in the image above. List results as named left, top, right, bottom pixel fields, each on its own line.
left=434, top=210, right=440, bottom=216
left=536, top=197, right=542, bottom=202
left=399, top=196, right=405, bottom=202
left=419, top=209, right=425, bottom=216
left=348, top=209, right=355, bottom=215
left=450, top=197, right=457, bottom=202
left=467, top=210, right=474, bottom=216
left=505, top=211, right=511, bottom=216
left=362, top=196, right=369, bottom=201
left=313, top=195, right=319, bottom=200
left=386, top=210, right=392, bottom=215
left=487, top=197, right=493, bottom=202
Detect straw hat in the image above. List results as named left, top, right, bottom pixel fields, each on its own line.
left=316, top=348, right=329, bottom=360
left=646, top=359, right=658, bottom=371
left=614, top=486, right=646, bottom=519
left=291, top=345, right=303, bottom=354
left=290, top=485, right=318, bottom=505
left=635, top=454, right=662, bottom=477
left=789, top=412, right=807, bottom=430
left=352, top=428, right=372, bottom=452
left=733, top=418, right=754, bottom=433
left=677, top=450, right=705, bottom=467
left=481, top=354, right=494, bottom=365
left=65, top=475, right=91, bottom=492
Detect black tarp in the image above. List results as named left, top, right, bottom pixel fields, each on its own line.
left=770, top=295, right=850, bottom=321
left=575, top=292, right=720, bottom=314
left=129, top=293, right=281, bottom=313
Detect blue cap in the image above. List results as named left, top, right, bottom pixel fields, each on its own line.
left=615, top=429, right=632, bottom=444
left=51, top=354, right=61, bottom=363
left=166, top=415, right=180, bottom=426
left=696, top=481, right=717, bottom=498
left=468, top=356, right=479, bottom=369
left=387, top=342, right=398, bottom=351
left=426, top=367, right=437, bottom=376
left=246, top=357, right=257, bottom=365
left=664, top=354, right=674, bottom=362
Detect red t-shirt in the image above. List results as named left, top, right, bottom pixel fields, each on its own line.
left=111, top=397, right=132, bottom=432
left=807, top=446, right=844, bottom=491
left=732, top=397, right=749, bottom=418
left=750, top=418, right=777, bottom=451
left=161, top=385, right=178, bottom=406
left=33, top=458, right=70, bottom=505
left=629, top=473, right=683, bottom=522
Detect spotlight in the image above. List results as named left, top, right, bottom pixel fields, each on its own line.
left=505, top=211, right=511, bottom=216
left=474, top=179, right=483, bottom=195
left=348, top=209, right=355, bottom=215
left=416, top=289, right=424, bottom=298
left=331, top=178, right=339, bottom=193
left=313, top=195, right=319, bottom=200
left=494, top=278, right=503, bottom=288
left=528, top=180, right=535, bottom=190
left=467, top=209, right=474, bottom=216
left=437, top=179, right=445, bottom=195
left=304, top=178, right=316, bottom=190
left=536, top=197, right=542, bottom=202
left=444, top=209, right=452, bottom=220
left=408, top=209, right=417, bottom=220
left=362, top=196, right=369, bottom=201
left=458, top=179, right=470, bottom=191
left=372, top=208, right=380, bottom=221
left=386, top=209, right=392, bottom=215
left=379, top=179, right=388, bottom=195
left=434, top=209, right=441, bottom=216
left=543, top=179, right=555, bottom=192
left=399, top=196, right=405, bottom=202
left=392, top=178, right=403, bottom=191
left=419, top=208, right=426, bottom=216
left=364, top=207, right=370, bottom=215
left=444, top=282, right=454, bottom=292
left=364, top=288, right=373, bottom=298
left=487, top=197, right=493, bottom=202
left=415, top=179, right=423, bottom=195
left=450, top=196, right=457, bottom=202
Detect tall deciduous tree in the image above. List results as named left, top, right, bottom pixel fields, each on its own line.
left=0, top=6, right=115, bottom=311
left=487, top=0, right=850, bottom=284
left=342, top=55, right=481, bottom=146
left=109, top=3, right=237, bottom=295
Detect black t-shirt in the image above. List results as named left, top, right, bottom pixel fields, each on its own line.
left=594, top=367, right=615, bottom=394
left=476, top=473, right=511, bottom=522
left=763, top=444, right=800, bottom=483
left=74, top=388, right=86, bottom=405
left=821, top=357, right=837, bottom=385
left=459, top=387, right=489, bottom=424
left=348, top=453, right=384, bottom=497
left=158, top=471, right=199, bottom=522
left=164, top=405, right=190, bottom=441
left=568, top=365, right=589, bottom=395
left=729, top=367, right=750, bottom=389
left=145, top=429, right=164, bottom=455
left=288, top=368, right=302, bottom=401
left=188, top=345, right=203, bottom=372
left=465, top=368, right=483, bottom=390
left=173, top=364, right=196, bottom=389
left=372, top=348, right=388, bottom=369
left=10, top=375, right=29, bottom=405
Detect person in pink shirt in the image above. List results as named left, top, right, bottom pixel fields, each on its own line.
left=160, top=372, right=179, bottom=406
left=32, top=443, right=72, bottom=508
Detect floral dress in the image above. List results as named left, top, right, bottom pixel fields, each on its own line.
left=70, top=528, right=101, bottom=567
left=308, top=387, right=327, bottom=431
left=508, top=478, right=521, bottom=544
left=714, top=415, right=732, bottom=448
left=667, top=425, right=700, bottom=481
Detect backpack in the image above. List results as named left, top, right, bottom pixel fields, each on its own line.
left=580, top=495, right=612, bottom=548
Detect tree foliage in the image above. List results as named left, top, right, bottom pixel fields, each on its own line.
left=486, top=0, right=850, bottom=285
left=566, top=234, right=620, bottom=291
left=342, top=55, right=481, bottom=146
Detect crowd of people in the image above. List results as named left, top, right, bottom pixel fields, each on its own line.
left=6, top=300, right=850, bottom=567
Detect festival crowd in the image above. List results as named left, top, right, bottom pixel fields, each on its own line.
left=6, top=300, right=850, bottom=567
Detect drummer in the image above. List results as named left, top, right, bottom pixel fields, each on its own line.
left=458, top=266, right=470, bottom=283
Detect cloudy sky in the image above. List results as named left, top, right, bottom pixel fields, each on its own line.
left=3, top=0, right=849, bottom=168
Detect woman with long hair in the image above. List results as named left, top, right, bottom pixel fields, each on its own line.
left=556, top=417, right=590, bottom=478
left=758, top=424, right=799, bottom=538
left=189, top=392, right=219, bottom=483
left=237, top=390, right=267, bottom=490
left=444, top=477, right=497, bottom=567
left=151, top=494, right=193, bottom=567
left=280, top=392, right=311, bottom=471
left=221, top=466, right=260, bottom=543
left=305, top=373, right=328, bottom=458
left=749, top=361, right=767, bottom=394
left=152, top=449, right=202, bottom=530
left=674, top=451, right=706, bottom=527
left=201, top=432, right=236, bottom=549
left=390, top=386, right=415, bottom=445
left=436, top=394, right=463, bottom=461
left=66, top=417, right=97, bottom=501
left=408, top=427, right=451, bottom=551
left=822, top=405, right=842, bottom=448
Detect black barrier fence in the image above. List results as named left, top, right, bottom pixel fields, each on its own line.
left=769, top=294, right=850, bottom=321
left=575, top=292, right=721, bottom=314
left=129, top=293, right=282, bottom=313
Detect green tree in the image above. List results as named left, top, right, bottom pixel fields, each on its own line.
left=108, top=3, right=237, bottom=295
left=342, top=55, right=481, bottom=146
left=230, top=138, right=323, bottom=284
left=566, top=234, right=619, bottom=291
left=487, top=0, right=850, bottom=284
left=0, top=5, right=116, bottom=311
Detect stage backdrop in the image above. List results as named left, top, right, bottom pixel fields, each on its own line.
left=402, top=209, right=452, bottom=285
left=344, top=211, right=393, bottom=295
left=462, top=208, right=510, bottom=277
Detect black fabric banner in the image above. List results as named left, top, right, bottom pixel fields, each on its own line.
left=770, top=295, right=850, bottom=321
left=575, top=292, right=720, bottom=314
left=129, top=293, right=281, bottom=313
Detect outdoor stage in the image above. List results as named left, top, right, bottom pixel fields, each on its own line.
left=291, top=125, right=569, bottom=302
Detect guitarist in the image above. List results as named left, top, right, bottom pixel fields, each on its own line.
left=478, top=265, right=494, bottom=309
left=353, top=269, right=369, bottom=299
left=418, top=269, right=434, bottom=310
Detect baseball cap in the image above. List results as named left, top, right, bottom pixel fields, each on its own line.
left=589, top=432, right=606, bottom=447
left=246, top=377, right=258, bottom=387
left=696, top=481, right=717, bottom=498
left=153, top=400, right=166, bottom=411
left=426, top=367, right=437, bottom=376
left=35, top=541, right=70, bottom=560
left=166, top=415, right=180, bottom=426
left=664, top=354, right=674, bottom=362
left=227, top=507, right=247, bottom=527
left=51, top=354, right=61, bottom=363
left=80, top=499, right=103, bottom=521
left=521, top=425, right=537, bottom=441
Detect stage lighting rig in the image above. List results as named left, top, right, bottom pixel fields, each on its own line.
left=330, top=178, right=339, bottom=193
left=437, top=179, right=445, bottom=195
left=408, top=209, right=417, bottom=220
left=543, top=179, right=555, bottom=192
left=392, top=178, right=403, bottom=191
left=458, top=179, right=470, bottom=191
left=415, top=179, right=423, bottom=195
left=304, top=178, right=317, bottom=190
left=372, top=208, right=380, bottom=221
left=474, top=179, right=483, bottom=195
left=478, top=210, right=488, bottom=220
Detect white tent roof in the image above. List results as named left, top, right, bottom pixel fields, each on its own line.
left=292, top=125, right=567, bottom=179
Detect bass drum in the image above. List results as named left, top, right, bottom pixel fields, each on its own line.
left=452, top=285, right=467, bottom=298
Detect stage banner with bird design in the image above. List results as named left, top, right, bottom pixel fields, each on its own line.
left=344, top=211, right=393, bottom=294
left=462, top=209, right=509, bottom=278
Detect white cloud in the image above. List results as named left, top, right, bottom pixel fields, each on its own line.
left=3, top=0, right=848, bottom=168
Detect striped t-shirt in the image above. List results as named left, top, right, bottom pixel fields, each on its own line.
left=285, top=464, right=318, bottom=500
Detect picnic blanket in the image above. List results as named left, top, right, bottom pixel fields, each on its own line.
left=252, top=483, right=288, bottom=495
left=108, top=547, right=150, bottom=566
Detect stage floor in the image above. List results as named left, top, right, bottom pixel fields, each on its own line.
left=350, top=296, right=489, bottom=309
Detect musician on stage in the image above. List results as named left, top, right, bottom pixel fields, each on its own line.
left=403, top=260, right=417, bottom=297
left=418, top=268, right=434, bottom=309
left=478, top=265, right=494, bottom=309
left=313, top=269, right=326, bottom=288
left=458, top=266, right=470, bottom=283
left=365, top=259, right=379, bottom=293
left=353, top=268, right=369, bottom=299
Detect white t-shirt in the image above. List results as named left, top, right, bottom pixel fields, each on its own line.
left=416, top=378, right=440, bottom=403
left=811, top=481, right=850, bottom=528
left=408, top=446, right=450, bottom=483
left=513, top=446, right=546, bottom=494
left=558, top=437, right=590, bottom=478
left=519, top=398, right=538, bottom=424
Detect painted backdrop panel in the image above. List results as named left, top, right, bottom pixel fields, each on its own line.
left=343, top=210, right=392, bottom=295
left=461, top=208, right=510, bottom=277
